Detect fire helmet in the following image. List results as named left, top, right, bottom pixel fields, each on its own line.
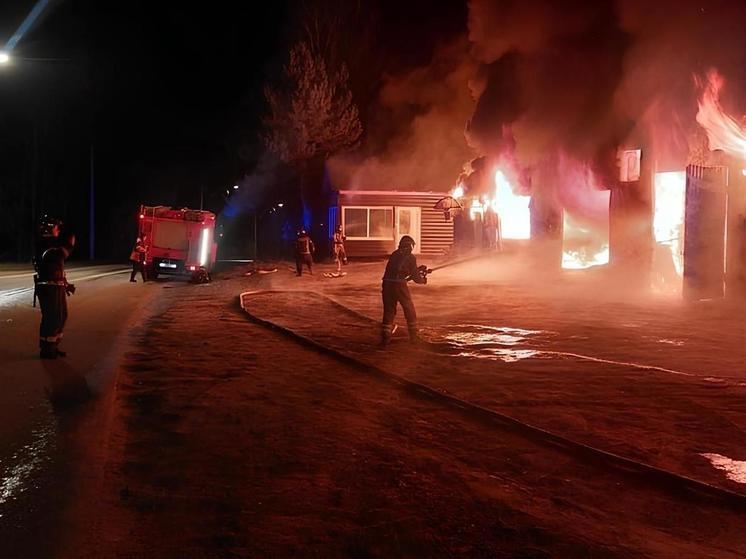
left=398, top=235, right=416, bottom=250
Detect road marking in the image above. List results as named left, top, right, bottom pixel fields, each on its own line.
left=0, top=269, right=129, bottom=300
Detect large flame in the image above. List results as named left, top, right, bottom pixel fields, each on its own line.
left=696, top=70, right=746, bottom=159
left=492, top=170, right=531, bottom=239
left=561, top=194, right=610, bottom=270
left=652, top=171, right=686, bottom=292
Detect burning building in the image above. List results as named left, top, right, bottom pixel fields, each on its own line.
left=325, top=0, right=746, bottom=299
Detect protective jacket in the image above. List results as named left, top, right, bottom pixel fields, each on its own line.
left=382, top=249, right=426, bottom=284
left=295, top=235, right=315, bottom=255
left=380, top=248, right=426, bottom=345
left=37, top=240, right=73, bottom=356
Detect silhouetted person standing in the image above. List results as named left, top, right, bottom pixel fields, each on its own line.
left=36, top=218, right=75, bottom=359
left=380, top=235, right=427, bottom=346
left=129, top=236, right=147, bottom=282
left=295, top=230, right=315, bottom=276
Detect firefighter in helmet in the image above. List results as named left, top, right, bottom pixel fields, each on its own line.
left=295, top=229, right=315, bottom=276
left=380, top=235, right=428, bottom=346
left=35, top=216, right=76, bottom=359
left=129, top=235, right=148, bottom=282
left=332, top=224, right=347, bottom=273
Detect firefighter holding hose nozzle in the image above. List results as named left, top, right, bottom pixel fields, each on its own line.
left=34, top=216, right=75, bottom=359
left=380, top=235, right=429, bottom=347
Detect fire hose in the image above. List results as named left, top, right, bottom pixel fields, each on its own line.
left=411, top=253, right=492, bottom=282
left=238, top=289, right=746, bottom=510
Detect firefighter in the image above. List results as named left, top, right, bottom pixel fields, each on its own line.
left=129, top=236, right=147, bottom=282
left=295, top=229, right=315, bottom=276
left=36, top=218, right=75, bottom=359
left=33, top=215, right=62, bottom=308
left=332, top=225, right=347, bottom=272
left=380, top=235, right=428, bottom=346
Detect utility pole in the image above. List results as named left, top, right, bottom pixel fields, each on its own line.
left=89, top=144, right=95, bottom=260
left=253, top=211, right=258, bottom=260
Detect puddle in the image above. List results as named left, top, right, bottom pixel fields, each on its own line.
left=700, top=453, right=746, bottom=484
left=657, top=338, right=685, bottom=346
left=457, top=348, right=543, bottom=362
left=0, top=423, right=56, bottom=505
left=440, top=325, right=553, bottom=363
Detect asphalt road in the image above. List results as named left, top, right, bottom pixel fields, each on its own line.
left=0, top=264, right=156, bottom=557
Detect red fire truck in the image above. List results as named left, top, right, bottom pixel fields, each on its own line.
left=138, top=205, right=217, bottom=281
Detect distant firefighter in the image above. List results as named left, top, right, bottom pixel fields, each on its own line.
left=332, top=225, right=347, bottom=272
left=35, top=216, right=76, bottom=359
left=295, top=229, right=315, bottom=276
left=129, top=235, right=148, bottom=282
left=483, top=206, right=498, bottom=249
left=380, top=235, right=428, bottom=346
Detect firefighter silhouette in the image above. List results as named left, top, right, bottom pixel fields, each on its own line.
left=380, top=235, right=428, bottom=346
left=35, top=217, right=75, bottom=359
left=295, top=230, right=315, bottom=276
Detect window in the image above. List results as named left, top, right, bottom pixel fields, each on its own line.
left=343, top=207, right=394, bottom=239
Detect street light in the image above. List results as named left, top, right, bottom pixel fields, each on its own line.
left=0, top=52, right=10, bottom=64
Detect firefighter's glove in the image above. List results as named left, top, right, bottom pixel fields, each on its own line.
left=65, top=283, right=76, bottom=296
left=417, top=265, right=429, bottom=284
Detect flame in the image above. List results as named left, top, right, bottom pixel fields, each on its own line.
left=469, top=198, right=483, bottom=220
left=696, top=70, right=746, bottom=159
left=493, top=170, right=530, bottom=239
left=561, top=203, right=610, bottom=270
left=652, top=171, right=686, bottom=293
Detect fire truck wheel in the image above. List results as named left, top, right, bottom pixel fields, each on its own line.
left=149, top=267, right=158, bottom=280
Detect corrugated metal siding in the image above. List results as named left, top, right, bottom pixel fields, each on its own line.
left=337, top=191, right=454, bottom=257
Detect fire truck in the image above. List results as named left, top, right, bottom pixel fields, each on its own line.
left=138, top=205, right=217, bottom=281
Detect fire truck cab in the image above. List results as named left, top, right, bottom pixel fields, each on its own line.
left=138, top=205, right=217, bottom=281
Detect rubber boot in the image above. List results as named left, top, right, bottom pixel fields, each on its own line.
left=40, top=341, right=58, bottom=359
left=380, top=324, right=393, bottom=347
left=408, top=326, right=420, bottom=345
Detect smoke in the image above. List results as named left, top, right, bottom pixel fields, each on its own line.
left=329, top=0, right=746, bottom=206
left=466, top=0, right=746, bottom=180
left=327, top=39, right=477, bottom=191
left=222, top=152, right=294, bottom=218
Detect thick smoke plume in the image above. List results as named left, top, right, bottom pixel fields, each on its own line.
left=327, top=39, right=477, bottom=191
left=467, top=0, right=746, bottom=181
left=330, top=0, right=746, bottom=210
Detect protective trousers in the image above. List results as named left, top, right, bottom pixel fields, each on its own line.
left=334, top=245, right=347, bottom=264
left=38, top=285, right=68, bottom=352
left=381, top=281, right=418, bottom=344
left=296, top=253, right=313, bottom=275
left=130, top=260, right=147, bottom=282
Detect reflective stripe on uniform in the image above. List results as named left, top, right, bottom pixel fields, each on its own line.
left=40, top=334, right=63, bottom=343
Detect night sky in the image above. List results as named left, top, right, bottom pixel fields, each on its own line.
left=0, top=0, right=466, bottom=261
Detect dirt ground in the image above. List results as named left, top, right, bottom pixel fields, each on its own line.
left=61, top=256, right=746, bottom=558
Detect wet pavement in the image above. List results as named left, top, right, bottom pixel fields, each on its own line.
left=0, top=265, right=155, bottom=557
